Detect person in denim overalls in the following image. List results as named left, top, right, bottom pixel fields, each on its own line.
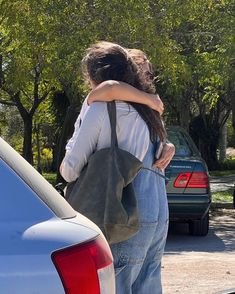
left=111, top=140, right=169, bottom=294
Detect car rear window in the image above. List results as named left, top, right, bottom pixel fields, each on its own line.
left=167, top=129, right=195, bottom=157
left=0, top=138, right=76, bottom=219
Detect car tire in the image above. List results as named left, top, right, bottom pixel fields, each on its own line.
left=189, top=212, right=209, bottom=236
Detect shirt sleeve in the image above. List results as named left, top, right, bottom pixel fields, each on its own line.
left=66, top=97, right=89, bottom=151
left=60, top=102, right=106, bottom=182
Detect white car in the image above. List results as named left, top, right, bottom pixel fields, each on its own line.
left=0, top=137, right=115, bottom=294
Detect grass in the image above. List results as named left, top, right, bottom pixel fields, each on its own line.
left=43, top=172, right=57, bottom=186
left=212, top=189, right=234, bottom=203
left=209, top=170, right=235, bottom=177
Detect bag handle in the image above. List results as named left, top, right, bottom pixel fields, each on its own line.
left=107, top=102, right=118, bottom=148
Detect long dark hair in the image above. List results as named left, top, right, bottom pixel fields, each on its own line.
left=82, top=41, right=166, bottom=142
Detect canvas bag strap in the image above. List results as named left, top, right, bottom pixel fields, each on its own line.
left=107, top=101, right=118, bottom=148
left=142, top=167, right=169, bottom=182
left=107, top=102, right=169, bottom=183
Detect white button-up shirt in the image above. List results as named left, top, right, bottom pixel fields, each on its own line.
left=60, top=98, right=150, bottom=182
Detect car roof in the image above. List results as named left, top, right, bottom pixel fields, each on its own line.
left=0, top=137, right=76, bottom=219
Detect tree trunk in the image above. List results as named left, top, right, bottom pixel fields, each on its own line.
left=189, top=115, right=220, bottom=170
left=23, top=115, right=33, bottom=164
left=35, top=123, right=42, bottom=173
left=232, top=96, right=235, bottom=130
left=218, top=120, right=227, bottom=162
left=199, top=139, right=219, bottom=170
left=180, top=99, right=190, bottom=131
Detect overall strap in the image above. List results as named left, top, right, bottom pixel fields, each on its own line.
left=107, top=101, right=118, bottom=148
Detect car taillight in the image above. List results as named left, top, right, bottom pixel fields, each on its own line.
left=174, top=172, right=209, bottom=188
left=174, top=172, right=191, bottom=188
left=51, top=236, right=115, bottom=294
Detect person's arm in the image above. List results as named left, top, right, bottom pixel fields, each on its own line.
left=87, top=80, right=164, bottom=115
left=153, top=142, right=175, bottom=170
left=66, top=98, right=89, bottom=151
left=60, top=102, right=106, bottom=182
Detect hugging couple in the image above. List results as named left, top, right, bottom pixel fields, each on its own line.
left=60, top=41, right=175, bottom=294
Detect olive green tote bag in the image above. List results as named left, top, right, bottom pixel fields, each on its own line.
left=65, top=101, right=142, bottom=244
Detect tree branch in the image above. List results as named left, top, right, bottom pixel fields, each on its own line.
left=30, top=87, right=55, bottom=116
left=21, top=89, right=33, bottom=101
left=220, top=109, right=231, bottom=128
left=13, top=91, right=30, bottom=120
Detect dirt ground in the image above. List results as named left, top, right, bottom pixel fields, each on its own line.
left=162, top=208, right=235, bottom=294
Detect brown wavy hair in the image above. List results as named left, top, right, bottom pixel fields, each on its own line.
left=127, top=48, right=155, bottom=85
left=82, top=41, right=166, bottom=142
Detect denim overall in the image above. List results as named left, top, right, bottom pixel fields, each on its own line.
left=110, top=141, right=169, bottom=294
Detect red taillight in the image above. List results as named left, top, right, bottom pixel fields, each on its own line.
left=174, top=172, right=191, bottom=188
left=51, top=236, right=114, bottom=294
left=187, top=172, right=209, bottom=188
left=174, top=172, right=209, bottom=188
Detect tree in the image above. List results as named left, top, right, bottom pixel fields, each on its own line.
left=155, top=0, right=235, bottom=168
left=0, top=105, right=23, bottom=151
left=0, top=0, right=57, bottom=163
left=1, top=0, right=234, bottom=172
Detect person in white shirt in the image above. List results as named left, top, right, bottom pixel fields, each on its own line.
left=86, top=48, right=175, bottom=170
left=61, top=41, right=169, bottom=294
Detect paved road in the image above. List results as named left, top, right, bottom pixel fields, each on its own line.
left=210, top=175, right=235, bottom=193
left=162, top=209, right=235, bottom=294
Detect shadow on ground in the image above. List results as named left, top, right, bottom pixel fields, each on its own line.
left=165, top=209, right=235, bottom=254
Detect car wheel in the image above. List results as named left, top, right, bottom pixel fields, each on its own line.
left=189, top=212, right=209, bottom=236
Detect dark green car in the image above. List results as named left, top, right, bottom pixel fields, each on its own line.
left=165, top=126, right=211, bottom=236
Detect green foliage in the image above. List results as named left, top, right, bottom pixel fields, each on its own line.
left=210, top=169, right=235, bottom=177
left=219, top=158, right=235, bottom=170
left=212, top=190, right=233, bottom=203
left=0, top=0, right=60, bottom=99
left=42, top=172, right=57, bottom=186
left=0, top=105, right=24, bottom=151
left=1, top=0, right=234, bottom=171
left=40, top=148, right=53, bottom=171
left=166, top=0, right=233, bottom=112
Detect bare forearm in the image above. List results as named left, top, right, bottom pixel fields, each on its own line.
left=87, top=81, right=118, bottom=104
left=87, top=80, right=164, bottom=114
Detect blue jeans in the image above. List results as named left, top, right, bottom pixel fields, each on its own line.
left=110, top=142, right=169, bottom=294
left=111, top=220, right=168, bottom=294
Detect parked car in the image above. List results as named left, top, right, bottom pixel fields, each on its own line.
left=165, top=126, right=211, bottom=236
left=0, top=137, right=115, bottom=294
